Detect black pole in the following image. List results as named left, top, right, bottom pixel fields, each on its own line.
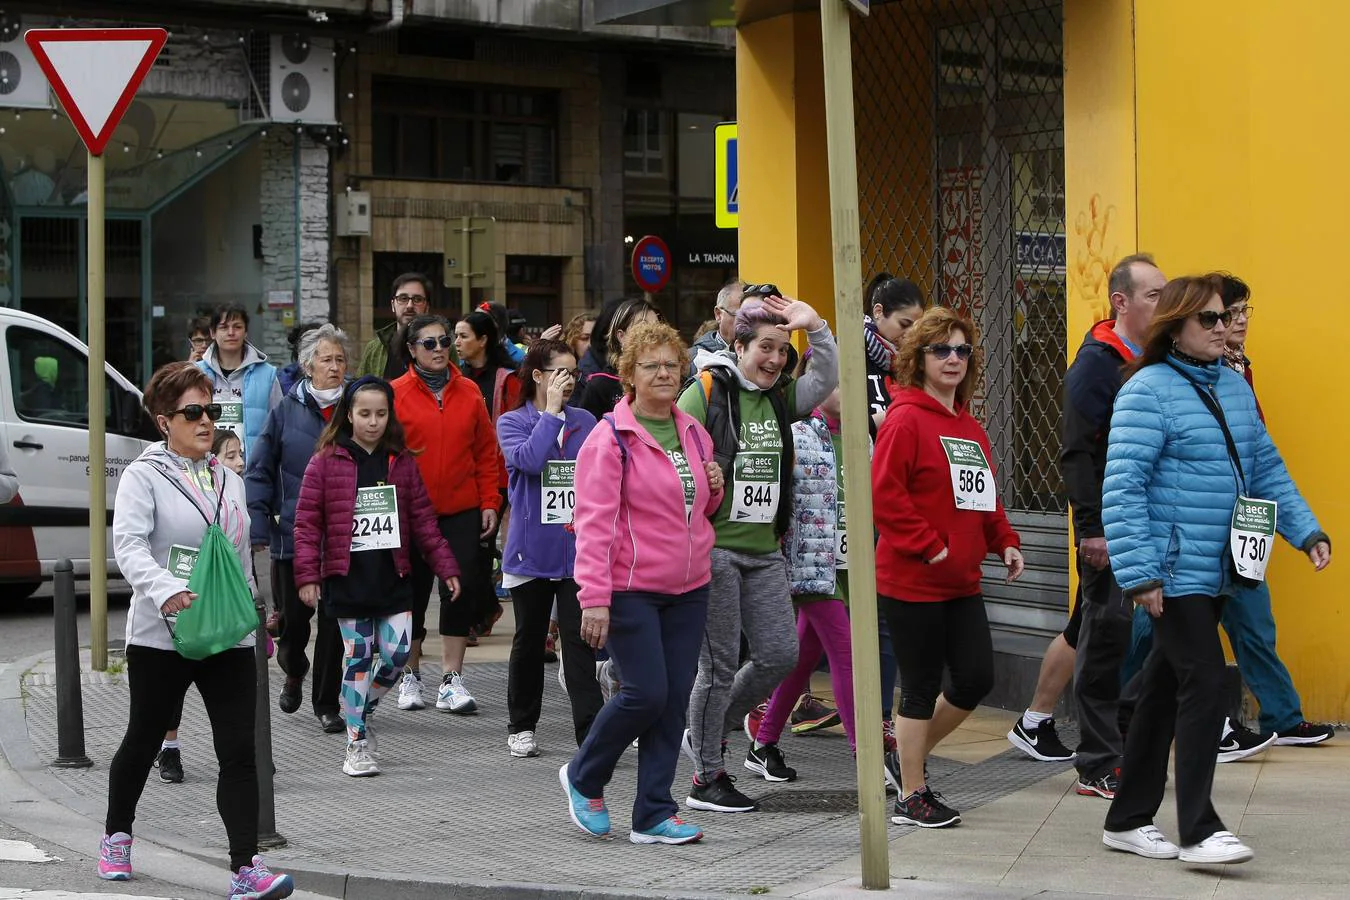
left=254, top=600, right=285, bottom=848
left=52, top=559, right=92, bottom=769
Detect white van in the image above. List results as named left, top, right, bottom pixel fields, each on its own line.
left=0, top=308, right=156, bottom=599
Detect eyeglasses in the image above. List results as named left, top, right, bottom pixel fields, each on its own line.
left=166, top=403, right=222, bottom=422
left=1195, top=310, right=1233, bottom=330
left=413, top=335, right=453, bottom=351
left=1231, top=305, right=1255, bottom=321
left=188, top=336, right=210, bottom=348
left=922, top=343, right=974, bottom=361
left=636, top=361, right=682, bottom=374
left=393, top=293, right=429, bottom=307
left=541, top=367, right=580, bottom=379
left=742, top=283, right=780, bottom=300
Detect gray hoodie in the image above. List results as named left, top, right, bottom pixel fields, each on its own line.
left=113, top=443, right=256, bottom=653
left=694, top=321, right=839, bottom=417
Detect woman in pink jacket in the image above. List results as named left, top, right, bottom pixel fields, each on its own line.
left=560, top=322, right=723, bottom=847
left=293, top=377, right=461, bottom=778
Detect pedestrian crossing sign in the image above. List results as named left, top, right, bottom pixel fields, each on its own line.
left=715, top=121, right=738, bottom=229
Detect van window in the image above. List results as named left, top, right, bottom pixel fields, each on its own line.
left=7, top=326, right=119, bottom=432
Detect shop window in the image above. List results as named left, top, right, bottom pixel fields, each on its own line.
left=505, top=256, right=562, bottom=334
left=372, top=79, right=558, bottom=185
left=624, top=109, right=667, bottom=178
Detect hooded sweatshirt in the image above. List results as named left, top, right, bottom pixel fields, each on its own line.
left=676, top=322, right=840, bottom=555
left=872, top=387, right=1019, bottom=602
left=196, top=342, right=282, bottom=459
left=113, top=443, right=256, bottom=653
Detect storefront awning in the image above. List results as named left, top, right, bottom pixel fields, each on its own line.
left=593, top=0, right=820, bottom=27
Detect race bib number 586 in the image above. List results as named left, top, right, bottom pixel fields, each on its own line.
left=939, top=436, right=996, bottom=511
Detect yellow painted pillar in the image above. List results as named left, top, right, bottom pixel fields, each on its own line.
left=736, top=12, right=835, bottom=318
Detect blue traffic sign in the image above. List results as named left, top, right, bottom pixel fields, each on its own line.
left=715, top=122, right=738, bottom=229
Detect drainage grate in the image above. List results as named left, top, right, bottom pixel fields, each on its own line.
left=758, top=790, right=859, bottom=813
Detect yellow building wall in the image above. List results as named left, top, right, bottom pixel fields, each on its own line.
left=1132, top=0, right=1349, bottom=720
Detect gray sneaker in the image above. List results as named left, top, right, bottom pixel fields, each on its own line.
left=343, top=739, right=380, bottom=777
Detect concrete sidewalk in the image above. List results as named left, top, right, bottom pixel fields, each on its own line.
left=1, top=615, right=1347, bottom=899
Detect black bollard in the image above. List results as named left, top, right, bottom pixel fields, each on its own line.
left=52, top=559, right=92, bottom=769
left=254, top=601, right=286, bottom=848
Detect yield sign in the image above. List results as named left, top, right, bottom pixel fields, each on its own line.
left=24, top=28, right=168, bottom=157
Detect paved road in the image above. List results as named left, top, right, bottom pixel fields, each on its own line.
left=0, top=583, right=130, bottom=666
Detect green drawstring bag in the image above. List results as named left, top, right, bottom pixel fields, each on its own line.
left=171, top=522, right=257, bottom=659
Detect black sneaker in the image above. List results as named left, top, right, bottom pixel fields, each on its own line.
left=1275, top=721, right=1335, bottom=746
left=891, top=786, right=961, bottom=828
left=155, top=747, right=183, bottom=784
left=1007, top=717, right=1076, bottom=762
left=883, top=750, right=901, bottom=794
left=1217, top=719, right=1276, bottom=763
left=686, top=771, right=758, bottom=813
left=744, top=743, right=797, bottom=782
left=1076, top=767, right=1120, bottom=799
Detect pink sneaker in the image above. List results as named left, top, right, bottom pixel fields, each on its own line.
left=228, top=855, right=294, bottom=899
left=97, top=832, right=132, bottom=881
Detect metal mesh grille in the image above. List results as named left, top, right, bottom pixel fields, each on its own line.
left=853, top=0, right=1067, bottom=516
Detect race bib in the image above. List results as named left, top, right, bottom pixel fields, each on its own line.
left=216, top=401, right=246, bottom=446
left=351, top=485, right=400, bottom=552
left=1230, top=496, right=1277, bottom=582
left=730, top=451, right=780, bottom=523
left=541, top=459, right=576, bottom=525
left=939, top=436, right=996, bottom=512
left=167, top=544, right=199, bottom=580
left=668, top=450, right=697, bottom=521
left=835, top=499, right=848, bottom=570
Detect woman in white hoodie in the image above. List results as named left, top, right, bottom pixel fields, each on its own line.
left=100, top=362, right=294, bottom=899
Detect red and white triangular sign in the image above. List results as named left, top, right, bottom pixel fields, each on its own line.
left=24, top=28, right=168, bottom=157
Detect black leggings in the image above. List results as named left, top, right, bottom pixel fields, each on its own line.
left=883, top=594, right=994, bottom=719
left=507, top=578, right=602, bottom=744
left=106, top=645, right=258, bottom=872
left=273, top=558, right=342, bottom=714
left=411, top=510, right=496, bottom=640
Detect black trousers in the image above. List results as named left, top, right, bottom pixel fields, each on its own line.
left=411, top=510, right=497, bottom=641
left=273, top=558, right=341, bottom=715
left=1072, top=554, right=1133, bottom=781
left=1105, top=594, right=1228, bottom=847
left=883, top=594, right=994, bottom=719
left=507, top=578, right=603, bottom=745
left=107, top=645, right=258, bottom=872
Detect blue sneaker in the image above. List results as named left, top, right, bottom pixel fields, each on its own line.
left=630, top=816, right=704, bottom=845
left=559, top=763, right=610, bottom=836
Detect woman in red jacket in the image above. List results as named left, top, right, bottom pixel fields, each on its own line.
left=293, top=377, right=461, bottom=777
left=872, top=306, right=1024, bottom=829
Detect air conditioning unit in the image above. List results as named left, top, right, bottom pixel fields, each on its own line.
left=0, top=13, right=54, bottom=110
left=243, top=33, right=335, bottom=125
left=335, top=190, right=371, bottom=237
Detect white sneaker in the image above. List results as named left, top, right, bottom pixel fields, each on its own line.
left=1179, top=831, right=1253, bottom=865
left=1102, top=825, right=1180, bottom=859
left=436, top=672, right=478, bottom=714
left=342, top=740, right=380, bottom=777
left=508, top=731, right=540, bottom=758
left=396, top=671, right=425, bottom=711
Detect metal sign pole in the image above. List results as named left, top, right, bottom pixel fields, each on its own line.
left=821, top=0, right=888, bottom=888
left=460, top=215, right=472, bottom=316
left=88, top=149, right=108, bottom=672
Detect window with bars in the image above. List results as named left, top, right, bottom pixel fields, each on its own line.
left=372, top=79, right=558, bottom=185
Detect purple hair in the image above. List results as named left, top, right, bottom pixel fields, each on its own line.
left=733, top=299, right=789, bottom=346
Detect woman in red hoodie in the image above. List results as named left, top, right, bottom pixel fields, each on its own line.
left=872, top=306, right=1024, bottom=829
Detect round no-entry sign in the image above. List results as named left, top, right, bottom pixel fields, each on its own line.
left=631, top=235, right=671, bottom=294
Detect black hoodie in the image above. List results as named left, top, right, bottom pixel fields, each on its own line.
left=1061, top=321, right=1136, bottom=542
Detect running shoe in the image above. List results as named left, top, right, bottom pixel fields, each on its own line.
left=1076, top=767, right=1120, bottom=799
left=630, top=816, right=703, bottom=845
left=543, top=632, right=558, bottom=663
left=1179, top=830, right=1254, bottom=865
left=97, top=832, right=132, bottom=881
left=743, top=701, right=768, bottom=743
left=1217, top=719, right=1276, bottom=763
left=1275, top=721, right=1335, bottom=746
left=342, top=740, right=380, bottom=777
left=744, top=742, right=797, bottom=782
left=686, top=771, right=758, bottom=813
left=1007, top=717, right=1076, bottom=762
left=882, top=718, right=898, bottom=753
left=559, top=763, right=610, bottom=836
left=508, top=731, right=541, bottom=758
left=396, top=669, right=426, bottom=711
left=891, top=786, right=961, bottom=828
left=156, top=746, right=184, bottom=784
left=436, top=672, right=478, bottom=714
left=228, top=855, right=294, bottom=899
left=883, top=749, right=901, bottom=794
left=790, top=693, right=841, bottom=734
left=1102, top=825, right=1180, bottom=859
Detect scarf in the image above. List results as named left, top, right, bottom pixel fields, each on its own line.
left=1223, top=345, right=1248, bottom=376
left=863, top=315, right=898, bottom=373
left=305, top=381, right=343, bottom=408
left=414, top=363, right=449, bottom=393
left=1169, top=348, right=1215, bottom=369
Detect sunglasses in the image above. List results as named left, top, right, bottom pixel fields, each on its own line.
left=167, top=403, right=222, bottom=422
left=922, top=343, right=974, bottom=361
left=742, top=283, right=780, bottom=300
left=413, top=335, right=454, bottom=351
left=1195, top=310, right=1233, bottom=330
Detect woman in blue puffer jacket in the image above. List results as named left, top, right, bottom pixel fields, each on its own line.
left=1099, top=274, right=1331, bottom=867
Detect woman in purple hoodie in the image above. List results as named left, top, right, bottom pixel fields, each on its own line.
left=497, top=339, right=604, bottom=759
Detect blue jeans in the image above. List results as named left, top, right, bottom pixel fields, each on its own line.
left=1123, top=582, right=1302, bottom=733
left=569, top=587, right=709, bottom=832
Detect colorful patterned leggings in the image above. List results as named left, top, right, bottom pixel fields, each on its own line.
left=339, top=611, right=413, bottom=743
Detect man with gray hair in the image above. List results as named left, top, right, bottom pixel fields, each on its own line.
left=689, top=280, right=744, bottom=375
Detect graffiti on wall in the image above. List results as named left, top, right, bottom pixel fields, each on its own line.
left=939, top=166, right=983, bottom=319
left=1069, top=193, right=1117, bottom=322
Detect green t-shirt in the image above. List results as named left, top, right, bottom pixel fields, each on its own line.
left=677, top=373, right=801, bottom=556
left=635, top=414, right=696, bottom=521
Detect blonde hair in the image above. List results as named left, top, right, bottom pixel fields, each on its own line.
left=894, top=306, right=983, bottom=409
left=616, top=321, right=689, bottom=400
